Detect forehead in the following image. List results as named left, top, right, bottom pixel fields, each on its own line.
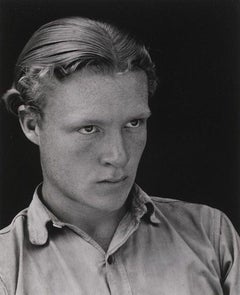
left=43, top=69, right=149, bottom=123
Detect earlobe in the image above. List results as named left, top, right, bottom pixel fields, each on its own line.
left=18, top=105, right=40, bottom=146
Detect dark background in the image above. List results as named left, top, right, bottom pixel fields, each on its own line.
left=0, top=0, right=239, bottom=233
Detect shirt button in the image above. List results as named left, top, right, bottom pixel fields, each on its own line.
left=107, top=255, right=114, bottom=265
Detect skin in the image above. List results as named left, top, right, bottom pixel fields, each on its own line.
left=20, top=69, right=150, bottom=250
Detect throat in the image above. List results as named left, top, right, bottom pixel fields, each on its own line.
left=84, top=205, right=127, bottom=252
left=91, top=229, right=116, bottom=252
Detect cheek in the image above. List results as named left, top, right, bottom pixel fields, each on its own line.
left=40, top=139, right=95, bottom=181
left=40, top=127, right=92, bottom=157
left=127, top=131, right=147, bottom=160
left=39, top=133, right=73, bottom=173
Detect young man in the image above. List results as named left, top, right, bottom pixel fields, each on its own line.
left=0, top=17, right=239, bottom=295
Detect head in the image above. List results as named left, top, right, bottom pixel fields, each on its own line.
left=2, top=17, right=157, bottom=213
left=3, top=16, right=157, bottom=117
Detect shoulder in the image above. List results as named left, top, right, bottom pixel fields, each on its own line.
left=149, top=195, right=240, bottom=289
left=150, top=195, right=222, bottom=220
left=0, top=208, right=29, bottom=261
left=0, top=208, right=28, bottom=239
left=0, top=209, right=29, bottom=287
left=150, top=195, right=239, bottom=247
left=150, top=196, right=226, bottom=246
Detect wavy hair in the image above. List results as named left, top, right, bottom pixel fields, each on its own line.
left=2, top=16, right=157, bottom=116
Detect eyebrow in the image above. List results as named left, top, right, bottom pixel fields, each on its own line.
left=134, top=110, right=152, bottom=118
left=66, top=109, right=152, bottom=121
left=63, top=110, right=152, bottom=127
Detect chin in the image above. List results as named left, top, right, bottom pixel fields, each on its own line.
left=89, top=186, right=132, bottom=211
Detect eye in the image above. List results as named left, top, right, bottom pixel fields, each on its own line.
left=125, top=119, right=142, bottom=128
left=78, top=125, right=99, bottom=134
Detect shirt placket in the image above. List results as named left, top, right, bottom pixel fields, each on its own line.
left=104, top=212, right=140, bottom=295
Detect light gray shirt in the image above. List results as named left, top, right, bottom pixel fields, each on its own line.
left=0, top=184, right=239, bottom=294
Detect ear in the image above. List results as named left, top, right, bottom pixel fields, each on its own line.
left=18, top=105, right=41, bottom=146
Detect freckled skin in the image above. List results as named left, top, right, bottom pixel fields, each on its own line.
left=38, top=70, right=150, bottom=217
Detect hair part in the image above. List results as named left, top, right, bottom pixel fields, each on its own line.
left=2, top=16, right=157, bottom=116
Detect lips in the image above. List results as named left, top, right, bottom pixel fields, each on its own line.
left=99, top=176, right=128, bottom=183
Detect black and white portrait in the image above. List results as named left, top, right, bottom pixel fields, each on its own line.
left=0, top=0, right=239, bottom=294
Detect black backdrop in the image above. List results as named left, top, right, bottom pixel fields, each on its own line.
left=0, top=0, right=239, bottom=233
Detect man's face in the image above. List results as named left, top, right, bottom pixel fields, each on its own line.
left=38, top=69, right=150, bottom=213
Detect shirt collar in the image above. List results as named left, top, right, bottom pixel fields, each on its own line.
left=27, top=183, right=160, bottom=246
left=131, top=184, right=160, bottom=224
left=27, top=184, right=52, bottom=245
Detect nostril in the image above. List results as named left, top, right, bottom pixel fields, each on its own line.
left=100, top=144, right=128, bottom=168
left=99, top=132, right=129, bottom=168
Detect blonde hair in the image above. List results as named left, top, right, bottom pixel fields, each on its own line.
left=2, top=16, right=157, bottom=116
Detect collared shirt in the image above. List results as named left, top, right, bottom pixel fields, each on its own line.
left=0, top=184, right=239, bottom=295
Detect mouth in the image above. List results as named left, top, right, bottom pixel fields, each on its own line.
left=98, top=176, right=128, bottom=184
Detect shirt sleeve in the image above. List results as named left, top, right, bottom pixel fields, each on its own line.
left=217, top=211, right=240, bottom=295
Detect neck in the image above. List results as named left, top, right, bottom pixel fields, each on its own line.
left=41, top=184, right=128, bottom=251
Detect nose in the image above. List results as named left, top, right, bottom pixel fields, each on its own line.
left=100, top=131, right=129, bottom=168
